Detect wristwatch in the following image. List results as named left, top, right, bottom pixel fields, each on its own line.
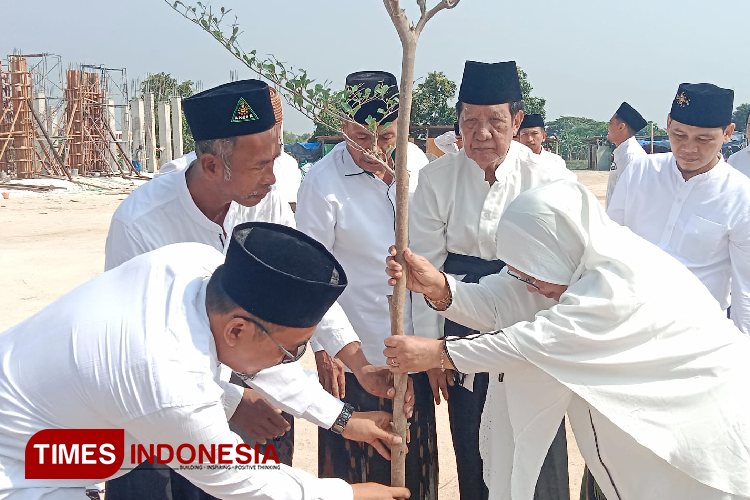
left=330, top=403, right=355, bottom=435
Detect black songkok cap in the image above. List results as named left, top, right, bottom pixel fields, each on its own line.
left=520, top=113, right=545, bottom=130
left=458, top=61, right=523, bottom=105
left=345, top=71, right=399, bottom=125
left=220, top=222, right=347, bottom=328
left=615, top=102, right=647, bottom=132
left=670, top=83, right=734, bottom=129
left=183, top=80, right=276, bottom=141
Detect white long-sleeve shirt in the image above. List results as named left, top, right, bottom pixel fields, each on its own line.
left=605, top=136, right=647, bottom=207
left=104, top=166, right=352, bottom=429
left=409, top=141, right=576, bottom=341
left=0, top=244, right=352, bottom=500
left=273, top=151, right=303, bottom=205
left=296, top=141, right=428, bottom=365
left=538, top=149, right=567, bottom=170
left=728, top=145, right=750, bottom=178
left=607, top=153, right=750, bottom=333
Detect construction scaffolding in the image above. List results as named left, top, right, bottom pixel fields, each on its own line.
left=64, top=64, right=133, bottom=176
left=0, top=53, right=136, bottom=180
left=0, top=55, right=35, bottom=178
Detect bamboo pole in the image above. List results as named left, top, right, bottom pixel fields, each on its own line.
left=29, top=99, right=72, bottom=181
left=32, top=146, right=55, bottom=176
left=58, top=99, right=78, bottom=159
left=0, top=105, right=23, bottom=162
left=83, top=108, right=138, bottom=176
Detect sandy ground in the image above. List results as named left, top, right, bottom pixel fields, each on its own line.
left=0, top=170, right=609, bottom=499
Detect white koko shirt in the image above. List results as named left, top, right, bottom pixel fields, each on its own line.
left=538, top=149, right=567, bottom=171
left=605, top=135, right=647, bottom=207
left=104, top=167, right=353, bottom=429
left=296, top=141, right=428, bottom=365
left=608, top=153, right=750, bottom=334
left=409, top=141, right=576, bottom=341
left=0, top=244, right=352, bottom=500
left=728, top=145, right=750, bottom=178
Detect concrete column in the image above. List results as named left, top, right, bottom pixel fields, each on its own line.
left=143, top=92, right=157, bottom=173
left=170, top=96, right=183, bottom=158
left=157, top=101, right=173, bottom=166
left=107, top=99, right=118, bottom=172
left=32, top=93, right=47, bottom=172
left=120, top=104, right=132, bottom=160
left=129, top=98, right=145, bottom=156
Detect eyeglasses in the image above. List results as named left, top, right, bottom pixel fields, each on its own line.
left=506, top=268, right=540, bottom=290
left=232, top=315, right=307, bottom=376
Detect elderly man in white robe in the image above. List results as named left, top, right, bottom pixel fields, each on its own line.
left=603, top=102, right=648, bottom=207
left=728, top=111, right=750, bottom=177
left=104, top=80, right=404, bottom=500
left=295, top=70, right=434, bottom=498
left=608, top=83, right=750, bottom=335
left=409, top=60, right=574, bottom=500
left=0, top=222, right=412, bottom=500
left=385, top=180, right=750, bottom=500
left=516, top=113, right=567, bottom=170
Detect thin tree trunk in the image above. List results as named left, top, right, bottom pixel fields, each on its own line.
left=389, top=34, right=417, bottom=489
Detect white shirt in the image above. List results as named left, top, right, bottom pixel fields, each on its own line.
left=104, top=167, right=351, bottom=429
left=605, top=136, right=647, bottom=208
left=728, top=145, right=750, bottom=178
left=434, top=131, right=459, bottom=154
left=273, top=151, right=302, bottom=205
left=538, top=149, right=567, bottom=171
left=608, top=153, right=750, bottom=334
left=0, top=244, right=352, bottom=500
left=409, top=141, right=576, bottom=341
left=296, top=141, right=428, bottom=365
left=159, top=152, right=302, bottom=207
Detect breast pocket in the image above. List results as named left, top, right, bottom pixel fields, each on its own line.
left=678, top=215, right=727, bottom=263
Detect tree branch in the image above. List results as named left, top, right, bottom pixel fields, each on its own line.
left=416, top=0, right=460, bottom=34
left=382, top=0, right=413, bottom=44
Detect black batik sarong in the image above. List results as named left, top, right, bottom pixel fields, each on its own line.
left=318, top=372, right=438, bottom=500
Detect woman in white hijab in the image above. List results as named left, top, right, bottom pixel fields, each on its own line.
left=384, top=180, right=750, bottom=500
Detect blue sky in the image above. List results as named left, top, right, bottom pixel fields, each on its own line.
left=4, top=0, right=749, bottom=134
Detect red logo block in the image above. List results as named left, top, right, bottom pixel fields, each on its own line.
left=25, top=429, right=125, bottom=479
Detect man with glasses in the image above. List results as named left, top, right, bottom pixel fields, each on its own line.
left=295, top=70, right=434, bottom=499
left=408, top=60, right=575, bottom=500
left=0, top=222, right=411, bottom=500
left=103, top=80, right=405, bottom=499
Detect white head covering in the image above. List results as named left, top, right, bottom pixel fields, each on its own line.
left=495, top=180, right=750, bottom=496
left=434, top=130, right=459, bottom=154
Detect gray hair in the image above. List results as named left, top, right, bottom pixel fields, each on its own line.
left=195, top=136, right=239, bottom=181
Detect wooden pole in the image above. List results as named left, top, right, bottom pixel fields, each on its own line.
left=0, top=105, right=22, bottom=162
left=86, top=108, right=138, bottom=176
left=28, top=99, right=73, bottom=181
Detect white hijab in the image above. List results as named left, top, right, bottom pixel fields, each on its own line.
left=495, top=180, right=750, bottom=496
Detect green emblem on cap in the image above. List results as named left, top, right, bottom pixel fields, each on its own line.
left=231, top=97, right=259, bottom=123
left=675, top=92, right=690, bottom=107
